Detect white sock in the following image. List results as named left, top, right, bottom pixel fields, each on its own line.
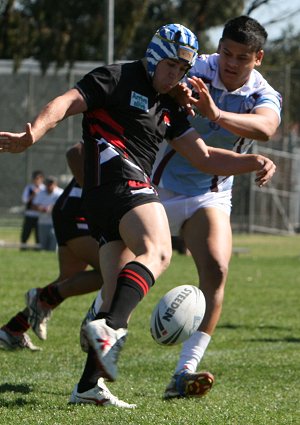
left=174, top=331, right=211, bottom=374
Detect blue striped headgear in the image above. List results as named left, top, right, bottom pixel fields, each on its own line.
left=146, top=23, right=199, bottom=78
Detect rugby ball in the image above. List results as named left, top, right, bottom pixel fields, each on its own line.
left=150, top=285, right=206, bottom=345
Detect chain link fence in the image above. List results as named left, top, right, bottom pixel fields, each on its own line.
left=0, top=60, right=300, bottom=236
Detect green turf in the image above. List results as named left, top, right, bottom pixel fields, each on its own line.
left=0, top=234, right=299, bottom=424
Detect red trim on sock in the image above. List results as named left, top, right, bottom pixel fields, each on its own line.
left=119, top=269, right=149, bottom=296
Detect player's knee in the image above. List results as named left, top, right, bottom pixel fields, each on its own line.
left=159, top=246, right=172, bottom=271
left=149, top=240, right=172, bottom=275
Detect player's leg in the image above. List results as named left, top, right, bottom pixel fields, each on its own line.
left=76, top=241, right=135, bottom=391
left=0, top=240, right=73, bottom=349
left=0, top=309, right=41, bottom=351
left=28, top=239, right=100, bottom=313
left=79, top=242, right=135, bottom=353
left=26, top=236, right=101, bottom=340
left=1, top=232, right=101, bottom=347
left=102, top=201, right=172, bottom=329
left=1, top=243, right=86, bottom=346
left=80, top=201, right=172, bottom=388
left=58, top=235, right=100, bottom=280
left=165, top=206, right=231, bottom=398
left=183, top=207, right=232, bottom=336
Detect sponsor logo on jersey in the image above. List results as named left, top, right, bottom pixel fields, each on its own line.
left=130, top=91, right=149, bottom=112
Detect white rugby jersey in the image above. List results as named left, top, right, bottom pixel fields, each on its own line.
left=152, top=53, right=282, bottom=196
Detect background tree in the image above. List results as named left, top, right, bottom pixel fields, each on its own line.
left=1, top=0, right=298, bottom=77
left=263, top=27, right=300, bottom=144
left=0, top=0, right=246, bottom=72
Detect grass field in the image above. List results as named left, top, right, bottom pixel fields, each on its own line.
left=0, top=232, right=299, bottom=424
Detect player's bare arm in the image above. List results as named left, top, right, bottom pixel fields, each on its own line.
left=170, top=129, right=276, bottom=185
left=0, top=88, right=87, bottom=154
left=187, top=76, right=280, bottom=141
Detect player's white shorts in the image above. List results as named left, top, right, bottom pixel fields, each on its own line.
left=158, top=188, right=232, bottom=236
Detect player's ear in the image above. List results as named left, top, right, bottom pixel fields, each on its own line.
left=255, top=49, right=264, bottom=67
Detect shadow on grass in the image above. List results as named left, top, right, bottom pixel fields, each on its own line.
left=0, top=383, right=34, bottom=408
left=0, top=397, right=34, bottom=408
left=248, top=336, right=300, bottom=343
left=0, top=383, right=31, bottom=394
left=219, top=323, right=293, bottom=331
left=219, top=323, right=300, bottom=343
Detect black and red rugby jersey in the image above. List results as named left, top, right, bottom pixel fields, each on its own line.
left=75, top=60, right=191, bottom=191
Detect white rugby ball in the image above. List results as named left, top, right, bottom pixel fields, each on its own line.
left=150, top=285, right=206, bottom=345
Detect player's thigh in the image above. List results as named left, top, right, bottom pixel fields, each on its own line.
left=119, top=202, right=172, bottom=257
left=182, top=207, right=232, bottom=271
left=56, top=245, right=86, bottom=280
left=66, top=236, right=100, bottom=271
left=57, top=236, right=99, bottom=279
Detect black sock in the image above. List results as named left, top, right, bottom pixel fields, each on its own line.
left=39, top=284, right=64, bottom=307
left=105, top=261, right=155, bottom=330
left=3, top=311, right=30, bottom=334
left=77, top=348, right=102, bottom=393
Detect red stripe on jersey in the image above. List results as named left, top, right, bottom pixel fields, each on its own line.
left=87, top=109, right=127, bottom=151
left=88, top=109, right=124, bottom=135
left=75, top=216, right=86, bottom=222
left=119, top=269, right=149, bottom=296
left=128, top=180, right=151, bottom=189
left=152, top=149, right=176, bottom=185
left=89, top=123, right=127, bottom=153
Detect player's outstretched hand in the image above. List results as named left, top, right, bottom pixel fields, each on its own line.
left=0, top=123, right=35, bottom=153
left=187, top=76, right=220, bottom=121
left=255, top=156, right=276, bottom=187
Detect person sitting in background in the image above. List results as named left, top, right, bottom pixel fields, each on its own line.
left=20, top=170, right=45, bottom=249
left=32, top=176, right=63, bottom=251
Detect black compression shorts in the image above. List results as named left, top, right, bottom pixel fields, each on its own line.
left=83, top=180, right=160, bottom=246
left=52, top=201, right=90, bottom=246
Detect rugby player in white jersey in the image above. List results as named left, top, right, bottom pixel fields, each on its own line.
left=151, top=16, right=282, bottom=399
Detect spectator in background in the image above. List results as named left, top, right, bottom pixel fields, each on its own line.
left=32, top=176, right=63, bottom=251
left=20, top=170, right=45, bottom=249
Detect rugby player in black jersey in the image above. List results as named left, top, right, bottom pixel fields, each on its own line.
left=0, top=24, right=276, bottom=407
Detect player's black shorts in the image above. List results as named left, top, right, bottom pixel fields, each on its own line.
left=83, top=180, right=160, bottom=246
left=52, top=197, right=90, bottom=247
